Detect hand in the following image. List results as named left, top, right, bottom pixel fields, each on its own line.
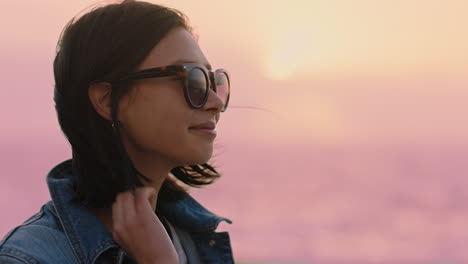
left=111, top=187, right=179, bottom=264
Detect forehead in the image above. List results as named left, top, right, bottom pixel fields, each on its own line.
left=137, top=27, right=211, bottom=70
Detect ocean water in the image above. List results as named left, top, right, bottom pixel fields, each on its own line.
left=1, top=139, right=467, bottom=263
left=193, top=143, right=468, bottom=263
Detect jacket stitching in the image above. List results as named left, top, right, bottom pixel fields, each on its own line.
left=50, top=185, right=86, bottom=264
left=0, top=247, right=41, bottom=264
left=0, top=206, right=45, bottom=248
left=0, top=253, right=31, bottom=264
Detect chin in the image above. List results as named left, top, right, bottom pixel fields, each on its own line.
left=181, top=151, right=213, bottom=166
left=191, top=155, right=212, bottom=165
left=162, top=145, right=211, bottom=167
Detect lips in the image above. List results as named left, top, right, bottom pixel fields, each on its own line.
left=189, top=121, right=216, bottom=130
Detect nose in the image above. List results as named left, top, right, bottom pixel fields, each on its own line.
left=202, top=87, right=225, bottom=112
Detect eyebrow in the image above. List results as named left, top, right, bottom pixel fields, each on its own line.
left=172, top=60, right=212, bottom=71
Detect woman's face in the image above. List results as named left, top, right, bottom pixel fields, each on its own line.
left=117, top=26, right=225, bottom=167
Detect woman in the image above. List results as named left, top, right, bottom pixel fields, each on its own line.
left=0, top=0, right=234, bottom=263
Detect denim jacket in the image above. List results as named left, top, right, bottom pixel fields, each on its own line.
left=0, top=159, right=234, bottom=264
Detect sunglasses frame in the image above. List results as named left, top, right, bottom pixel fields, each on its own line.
left=105, top=63, right=230, bottom=112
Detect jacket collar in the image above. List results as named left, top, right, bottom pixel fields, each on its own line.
left=46, top=159, right=232, bottom=264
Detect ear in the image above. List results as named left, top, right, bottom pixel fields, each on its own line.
left=88, top=82, right=112, bottom=121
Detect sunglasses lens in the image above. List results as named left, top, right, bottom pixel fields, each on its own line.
left=215, top=72, right=229, bottom=109
left=187, top=68, right=208, bottom=106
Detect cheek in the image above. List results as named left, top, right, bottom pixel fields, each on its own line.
left=123, top=107, right=214, bottom=165
left=118, top=85, right=214, bottom=165
left=120, top=88, right=192, bottom=153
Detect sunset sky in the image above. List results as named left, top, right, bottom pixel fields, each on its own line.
left=1, top=0, right=467, bottom=262
left=1, top=0, right=467, bottom=145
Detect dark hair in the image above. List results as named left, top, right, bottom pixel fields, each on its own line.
left=53, top=0, right=221, bottom=209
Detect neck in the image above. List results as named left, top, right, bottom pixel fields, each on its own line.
left=91, top=155, right=176, bottom=235
left=92, top=130, right=182, bottom=234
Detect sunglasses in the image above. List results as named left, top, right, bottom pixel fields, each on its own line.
left=104, top=63, right=230, bottom=112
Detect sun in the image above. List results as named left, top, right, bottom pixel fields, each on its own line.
left=262, top=25, right=312, bottom=81
left=264, top=47, right=301, bottom=80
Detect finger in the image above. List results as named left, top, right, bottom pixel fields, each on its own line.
left=112, top=192, right=125, bottom=239
left=112, top=192, right=125, bottom=225
left=147, top=187, right=157, bottom=212
left=139, top=187, right=157, bottom=212
left=121, top=191, right=137, bottom=223
left=113, top=191, right=136, bottom=227
left=135, top=187, right=157, bottom=214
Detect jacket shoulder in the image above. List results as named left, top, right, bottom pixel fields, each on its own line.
left=0, top=202, right=76, bottom=264
left=0, top=247, right=39, bottom=264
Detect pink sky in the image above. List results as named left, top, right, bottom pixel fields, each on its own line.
left=1, top=0, right=468, bottom=262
